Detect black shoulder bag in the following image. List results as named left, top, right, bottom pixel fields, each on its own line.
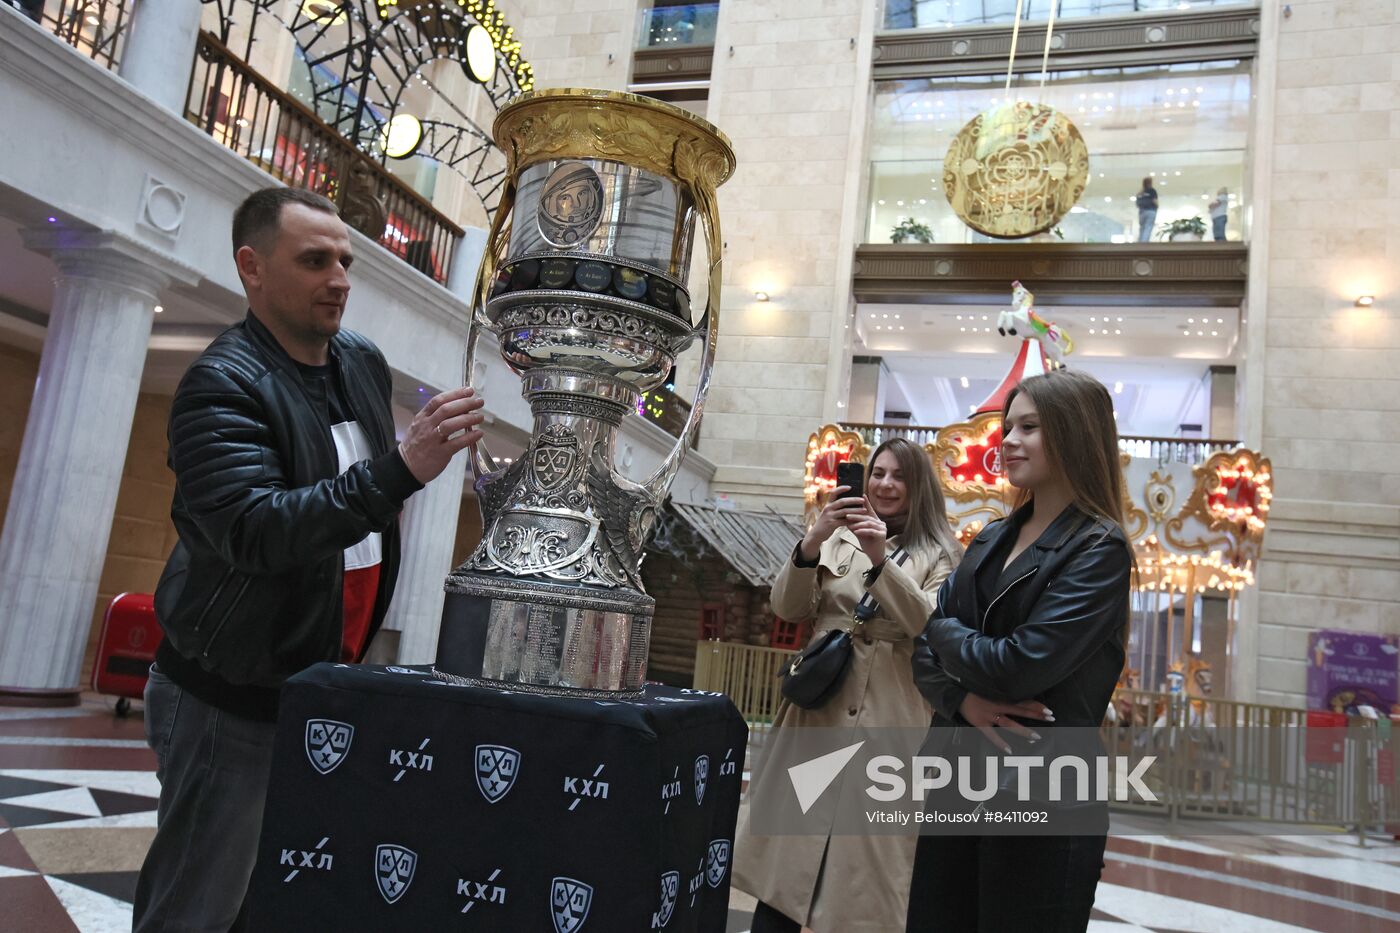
left=780, top=547, right=909, bottom=710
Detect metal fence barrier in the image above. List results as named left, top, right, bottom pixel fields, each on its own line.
left=695, top=640, right=1397, bottom=841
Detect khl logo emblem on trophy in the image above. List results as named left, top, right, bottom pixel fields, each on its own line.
left=433, top=89, right=735, bottom=696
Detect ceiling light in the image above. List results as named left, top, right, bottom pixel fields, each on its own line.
left=960, top=376, right=969, bottom=388
left=1116, top=317, right=1123, bottom=322
left=1089, top=328, right=1096, bottom=334
left=960, top=327, right=966, bottom=332
left=1113, top=381, right=1123, bottom=394
left=878, top=199, right=886, bottom=205
left=1188, top=317, right=1194, bottom=323
left=1115, top=329, right=1121, bottom=335
left=154, top=305, right=164, bottom=314
left=754, top=291, right=769, bottom=302
left=1211, top=330, right=1218, bottom=336
left=381, top=113, right=424, bottom=159
left=1356, top=295, right=1375, bottom=307
left=85, top=14, right=100, bottom=25
left=465, top=25, right=498, bottom=84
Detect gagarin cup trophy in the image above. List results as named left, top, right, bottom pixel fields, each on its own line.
left=434, top=88, right=735, bottom=697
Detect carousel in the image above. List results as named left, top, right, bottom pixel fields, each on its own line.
left=804, top=284, right=1272, bottom=707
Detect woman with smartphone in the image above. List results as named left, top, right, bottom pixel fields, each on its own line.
left=905, top=368, right=1133, bottom=932
left=733, top=437, right=963, bottom=933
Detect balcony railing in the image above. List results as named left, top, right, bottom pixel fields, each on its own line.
left=883, top=0, right=1255, bottom=31
left=840, top=422, right=1238, bottom=465
left=20, top=0, right=130, bottom=70
left=184, top=31, right=462, bottom=285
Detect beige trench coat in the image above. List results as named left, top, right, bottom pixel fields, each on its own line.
left=733, top=527, right=955, bottom=933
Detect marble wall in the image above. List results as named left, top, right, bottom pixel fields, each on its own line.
left=1245, top=0, right=1400, bottom=706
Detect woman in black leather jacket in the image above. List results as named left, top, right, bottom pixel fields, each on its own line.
left=906, top=368, right=1133, bottom=932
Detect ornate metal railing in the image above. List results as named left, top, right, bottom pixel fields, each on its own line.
left=694, top=640, right=1396, bottom=833
left=18, top=0, right=131, bottom=70
left=184, top=31, right=462, bottom=285
left=1117, top=434, right=1239, bottom=465
left=838, top=422, right=1238, bottom=466
left=836, top=421, right=943, bottom=448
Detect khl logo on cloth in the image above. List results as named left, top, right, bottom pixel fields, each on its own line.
left=304, top=719, right=354, bottom=775
left=476, top=744, right=521, bottom=803
left=552, top=876, right=593, bottom=933
left=706, top=839, right=731, bottom=888
left=374, top=844, right=417, bottom=904
left=694, top=754, right=709, bottom=804
left=652, top=871, right=679, bottom=928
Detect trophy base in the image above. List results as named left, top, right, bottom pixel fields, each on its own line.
left=435, top=571, right=655, bottom=696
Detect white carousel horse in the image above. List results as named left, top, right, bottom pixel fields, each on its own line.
left=997, top=281, right=1074, bottom=364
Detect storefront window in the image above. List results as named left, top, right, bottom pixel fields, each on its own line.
left=884, top=0, right=1253, bottom=30
left=636, top=2, right=720, bottom=50
left=867, top=60, right=1250, bottom=244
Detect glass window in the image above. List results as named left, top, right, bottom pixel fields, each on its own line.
left=884, top=0, right=1253, bottom=30
left=636, top=2, right=720, bottom=50
left=867, top=60, right=1251, bottom=244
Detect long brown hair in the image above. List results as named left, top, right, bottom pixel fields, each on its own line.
left=864, top=437, right=963, bottom=561
left=1001, top=368, right=1126, bottom=531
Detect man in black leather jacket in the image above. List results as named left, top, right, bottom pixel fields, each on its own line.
left=134, top=187, right=487, bottom=932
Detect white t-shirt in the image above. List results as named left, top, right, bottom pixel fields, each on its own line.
left=330, top=420, right=383, bottom=571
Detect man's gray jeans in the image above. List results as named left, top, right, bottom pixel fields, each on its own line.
left=133, top=666, right=277, bottom=932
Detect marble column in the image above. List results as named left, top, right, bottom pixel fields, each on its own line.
left=386, top=455, right=469, bottom=664
left=0, top=230, right=195, bottom=704
left=117, top=0, right=204, bottom=114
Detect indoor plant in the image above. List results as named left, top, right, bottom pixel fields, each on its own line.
left=1159, top=217, right=1207, bottom=242
left=890, top=217, right=933, bottom=244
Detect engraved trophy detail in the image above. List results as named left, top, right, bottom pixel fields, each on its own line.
left=434, top=89, right=735, bottom=696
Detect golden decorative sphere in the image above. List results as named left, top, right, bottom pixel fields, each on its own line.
left=942, top=101, right=1089, bottom=239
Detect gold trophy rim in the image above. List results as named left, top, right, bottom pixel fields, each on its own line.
left=493, top=86, right=737, bottom=186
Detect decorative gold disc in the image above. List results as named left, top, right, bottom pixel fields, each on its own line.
left=942, top=101, right=1089, bottom=239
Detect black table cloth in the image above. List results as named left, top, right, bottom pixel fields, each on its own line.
left=247, top=663, right=747, bottom=932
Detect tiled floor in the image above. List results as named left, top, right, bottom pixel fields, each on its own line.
left=2, top=698, right=1396, bottom=933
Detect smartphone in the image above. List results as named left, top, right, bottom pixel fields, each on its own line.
left=835, top=461, right=865, bottom=501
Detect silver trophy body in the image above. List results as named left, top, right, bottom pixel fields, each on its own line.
left=435, top=89, right=734, bottom=696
